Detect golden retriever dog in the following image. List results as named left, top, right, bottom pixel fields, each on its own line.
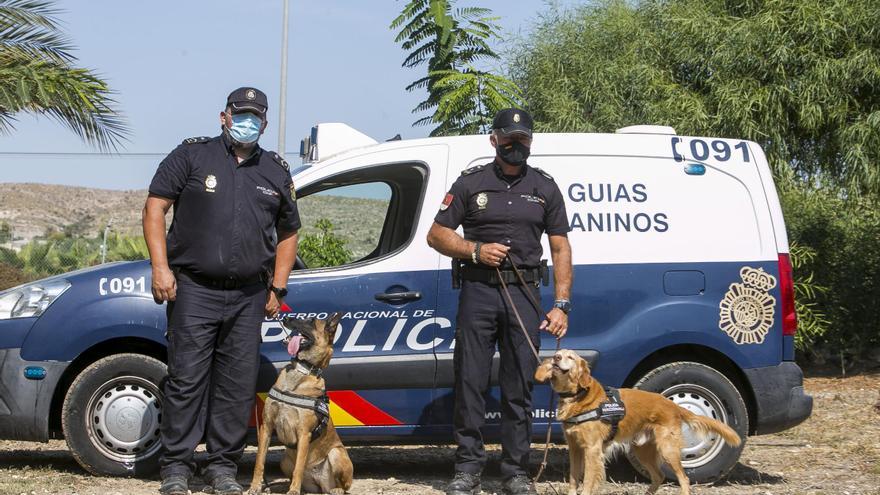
left=535, top=350, right=741, bottom=495
left=248, top=313, right=353, bottom=495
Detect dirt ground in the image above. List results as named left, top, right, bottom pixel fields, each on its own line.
left=2, top=374, right=878, bottom=495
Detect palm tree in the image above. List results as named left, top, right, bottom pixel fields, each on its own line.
left=392, top=0, right=523, bottom=136
left=0, top=0, right=128, bottom=150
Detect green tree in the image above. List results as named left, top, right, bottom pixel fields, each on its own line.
left=788, top=242, right=828, bottom=353
left=298, top=218, right=352, bottom=269
left=0, top=221, right=11, bottom=244
left=511, top=0, right=880, bottom=196
left=392, top=0, right=523, bottom=135
left=104, top=232, right=150, bottom=261
left=0, top=0, right=128, bottom=149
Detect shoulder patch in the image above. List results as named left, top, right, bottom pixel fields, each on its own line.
left=461, top=164, right=487, bottom=176
left=532, top=167, right=554, bottom=181
left=181, top=136, right=210, bottom=145
left=271, top=152, right=290, bottom=171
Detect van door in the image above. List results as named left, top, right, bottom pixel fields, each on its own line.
left=257, top=145, right=449, bottom=439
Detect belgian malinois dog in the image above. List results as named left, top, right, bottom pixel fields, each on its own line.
left=248, top=313, right=353, bottom=495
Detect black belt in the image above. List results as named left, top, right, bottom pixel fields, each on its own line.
left=178, top=268, right=263, bottom=290
left=460, top=265, right=541, bottom=285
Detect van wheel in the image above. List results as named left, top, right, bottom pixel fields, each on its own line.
left=62, top=354, right=166, bottom=476
left=627, top=361, right=748, bottom=483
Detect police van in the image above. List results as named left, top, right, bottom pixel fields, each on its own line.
left=0, top=123, right=812, bottom=482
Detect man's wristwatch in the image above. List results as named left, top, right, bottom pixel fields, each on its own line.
left=553, top=299, right=572, bottom=314
left=270, top=285, right=288, bottom=299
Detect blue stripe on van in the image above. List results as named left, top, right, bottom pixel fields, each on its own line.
left=334, top=259, right=782, bottom=440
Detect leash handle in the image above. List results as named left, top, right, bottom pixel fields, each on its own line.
left=504, top=253, right=546, bottom=317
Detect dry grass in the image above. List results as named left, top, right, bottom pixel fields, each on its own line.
left=1, top=374, right=878, bottom=495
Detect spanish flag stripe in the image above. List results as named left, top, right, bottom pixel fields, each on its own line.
left=329, top=400, right=365, bottom=426
left=327, top=390, right=403, bottom=425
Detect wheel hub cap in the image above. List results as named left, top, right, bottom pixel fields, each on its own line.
left=87, top=377, right=162, bottom=462
left=663, top=384, right=727, bottom=468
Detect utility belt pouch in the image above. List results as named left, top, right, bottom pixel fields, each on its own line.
left=263, top=263, right=274, bottom=288
left=541, top=259, right=549, bottom=287
left=451, top=258, right=462, bottom=289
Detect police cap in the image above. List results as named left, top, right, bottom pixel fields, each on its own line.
left=492, top=108, right=533, bottom=137
left=226, top=87, right=268, bottom=116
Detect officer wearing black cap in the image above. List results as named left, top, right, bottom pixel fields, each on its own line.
left=143, top=87, right=300, bottom=495
left=427, top=108, right=573, bottom=495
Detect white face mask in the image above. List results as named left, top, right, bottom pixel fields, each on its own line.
left=226, top=112, right=263, bottom=144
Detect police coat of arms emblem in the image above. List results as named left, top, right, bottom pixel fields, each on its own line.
left=718, top=266, right=777, bottom=345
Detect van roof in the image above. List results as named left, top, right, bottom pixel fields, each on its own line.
left=296, top=122, right=756, bottom=167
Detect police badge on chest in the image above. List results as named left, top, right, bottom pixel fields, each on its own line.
left=476, top=192, right=488, bottom=210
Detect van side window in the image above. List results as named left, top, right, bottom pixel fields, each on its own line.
left=294, top=162, right=426, bottom=269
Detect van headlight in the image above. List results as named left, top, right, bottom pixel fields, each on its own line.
left=0, top=279, right=71, bottom=319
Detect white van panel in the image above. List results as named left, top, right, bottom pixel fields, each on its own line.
left=750, top=143, right=790, bottom=254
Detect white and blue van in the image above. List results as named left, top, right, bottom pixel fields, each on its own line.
left=0, top=123, right=811, bottom=482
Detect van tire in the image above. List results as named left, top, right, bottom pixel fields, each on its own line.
left=627, top=361, right=748, bottom=483
left=62, top=354, right=166, bottom=476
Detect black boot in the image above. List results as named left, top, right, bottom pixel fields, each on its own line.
left=446, top=471, right=481, bottom=495
left=204, top=474, right=243, bottom=495
left=502, top=474, right=537, bottom=495
left=158, top=475, right=189, bottom=495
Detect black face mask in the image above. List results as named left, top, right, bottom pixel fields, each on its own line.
left=498, top=141, right=530, bottom=167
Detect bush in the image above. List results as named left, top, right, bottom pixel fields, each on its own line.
left=0, top=259, right=28, bottom=291
left=780, top=184, right=880, bottom=365
left=298, top=219, right=353, bottom=269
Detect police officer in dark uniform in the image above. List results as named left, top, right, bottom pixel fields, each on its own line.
left=427, top=108, right=573, bottom=495
left=143, top=87, right=300, bottom=495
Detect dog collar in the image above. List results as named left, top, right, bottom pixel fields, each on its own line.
left=288, top=358, right=323, bottom=378
left=558, top=387, right=588, bottom=401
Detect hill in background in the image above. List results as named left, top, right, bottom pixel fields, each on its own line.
left=0, top=183, right=386, bottom=259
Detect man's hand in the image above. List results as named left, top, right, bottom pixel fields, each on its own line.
left=479, top=243, right=510, bottom=267
left=266, top=290, right=282, bottom=318
left=151, top=266, right=177, bottom=303
left=540, top=307, right=568, bottom=338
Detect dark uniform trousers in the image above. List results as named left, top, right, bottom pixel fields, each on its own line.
left=159, top=272, right=265, bottom=481
left=453, top=279, right=541, bottom=480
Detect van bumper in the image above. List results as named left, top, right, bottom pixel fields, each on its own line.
left=0, top=348, right=67, bottom=441
left=743, top=361, right=813, bottom=435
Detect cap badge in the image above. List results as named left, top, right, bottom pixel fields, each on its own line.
left=205, top=175, right=217, bottom=192
left=476, top=192, right=488, bottom=210
left=513, top=113, right=521, bottom=123
left=246, top=89, right=256, bottom=100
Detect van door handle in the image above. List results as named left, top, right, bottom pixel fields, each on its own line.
left=374, top=291, right=422, bottom=303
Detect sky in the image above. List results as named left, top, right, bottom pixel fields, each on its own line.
left=0, top=0, right=579, bottom=191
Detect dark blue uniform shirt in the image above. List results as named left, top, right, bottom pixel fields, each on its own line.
left=434, top=160, right=570, bottom=268
left=148, top=134, right=301, bottom=281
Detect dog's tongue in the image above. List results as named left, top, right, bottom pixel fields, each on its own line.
left=287, top=335, right=303, bottom=357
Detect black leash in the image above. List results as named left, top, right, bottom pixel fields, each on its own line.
left=494, top=255, right=562, bottom=494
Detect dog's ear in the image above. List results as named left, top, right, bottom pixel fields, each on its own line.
left=576, top=357, right=592, bottom=390
left=325, top=312, right=343, bottom=332
left=534, top=357, right=554, bottom=383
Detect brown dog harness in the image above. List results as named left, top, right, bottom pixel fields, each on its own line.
left=562, top=387, right=626, bottom=442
